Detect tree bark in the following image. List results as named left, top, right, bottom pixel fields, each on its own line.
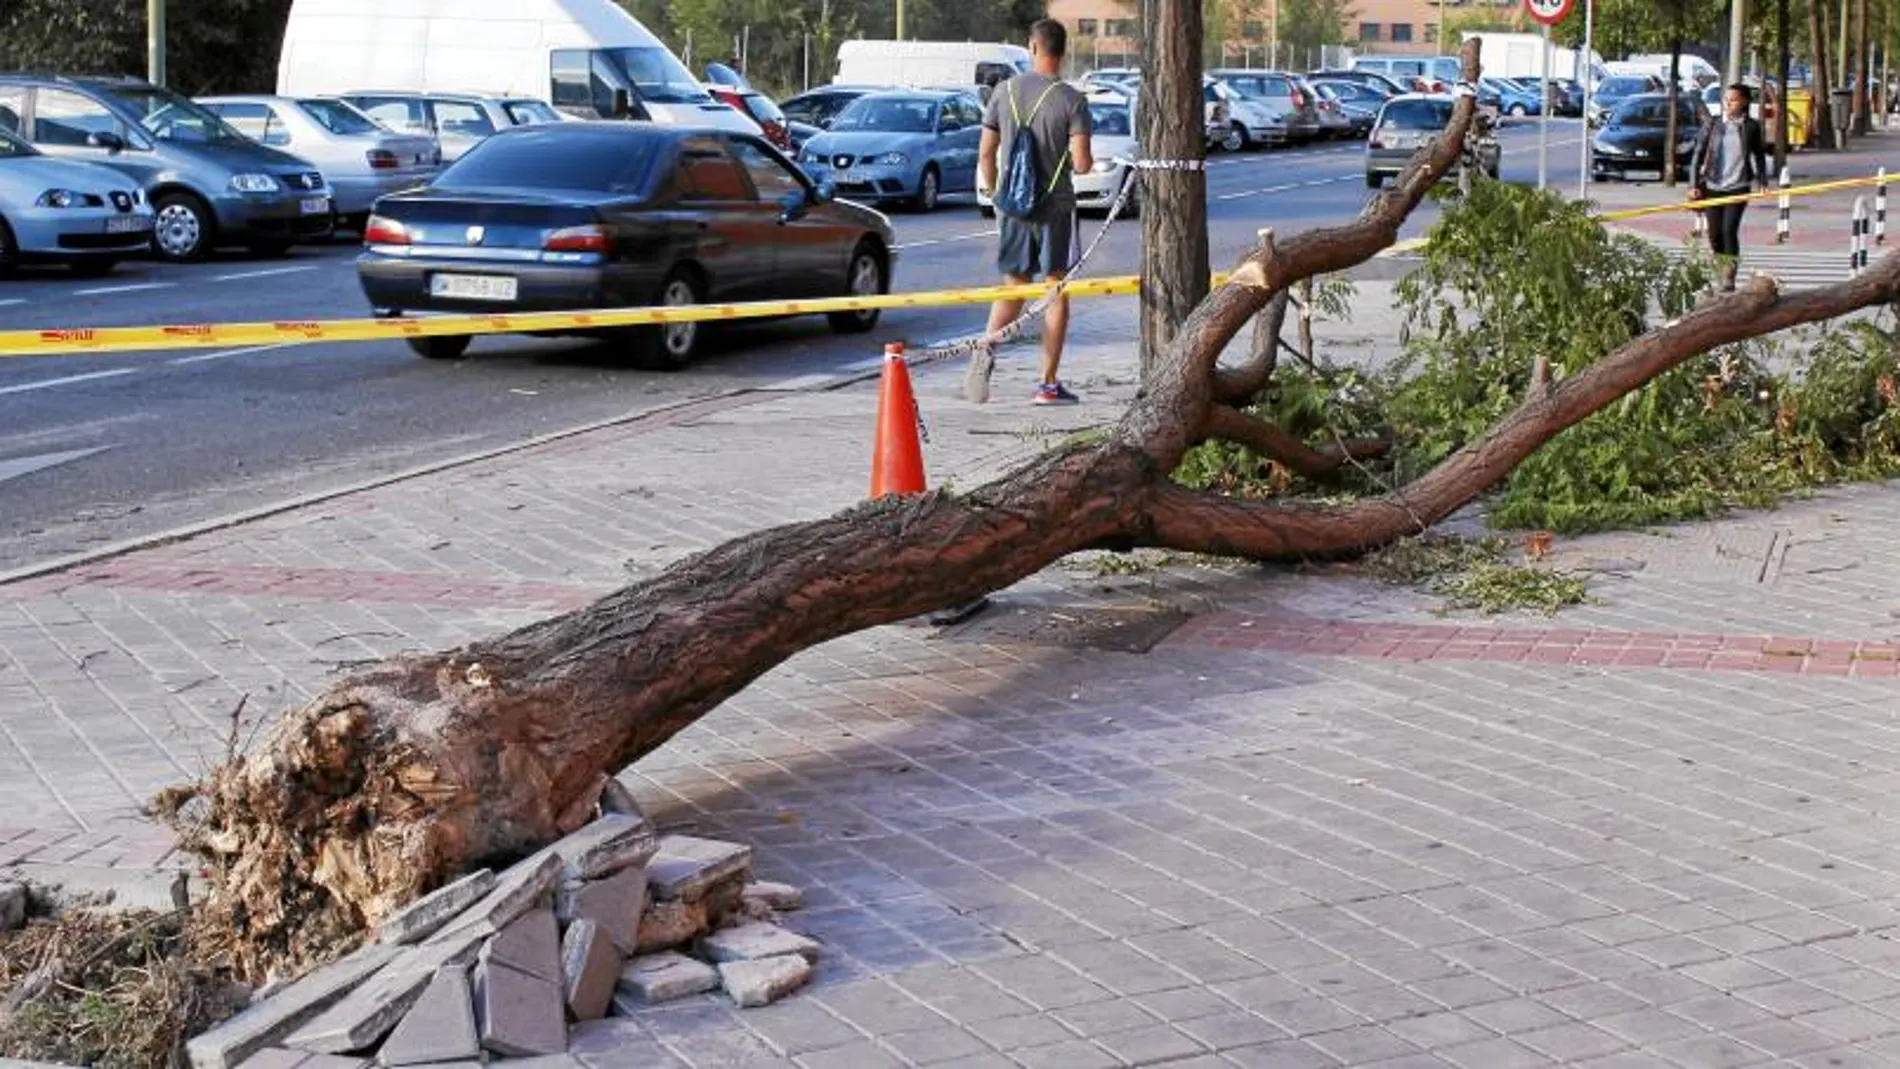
left=1137, top=0, right=1210, bottom=381
left=1854, top=0, right=1871, bottom=134
left=1812, top=0, right=1834, bottom=146
left=167, top=39, right=1900, bottom=981
left=1665, top=37, right=1683, bottom=188
left=1775, top=0, right=1790, bottom=172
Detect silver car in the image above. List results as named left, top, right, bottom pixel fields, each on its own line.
left=199, top=95, right=439, bottom=228
left=0, top=126, right=153, bottom=275
left=0, top=75, right=334, bottom=261
left=341, top=92, right=564, bottom=162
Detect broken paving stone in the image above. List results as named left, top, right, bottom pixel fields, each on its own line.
left=741, top=881, right=804, bottom=913
left=598, top=778, right=643, bottom=820
left=717, top=954, right=812, bottom=1008
left=633, top=898, right=708, bottom=954
left=645, top=835, right=751, bottom=902
left=557, top=864, right=647, bottom=957
left=698, top=922, right=822, bottom=964
left=549, top=814, right=658, bottom=882
left=285, top=924, right=489, bottom=1054
left=188, top=942, right=400, bottom=1069
left=479, top=907, right=561, bottom=985
left=614, top=951, right=719, bottom=1005
left=0, top=881, right=25, bottom=931
left=375, top=968, right=479, bottom=1067
left=375, top=869, right=496, bottom=945
left=232, top=1050, right=313, bottom=1069
left=432, top=852, right=560, bottom=942
left=561, top=918, right=621, bottom=1022
left=473, top=961, right=565, bottom=1058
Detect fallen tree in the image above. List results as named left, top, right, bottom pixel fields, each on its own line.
left=165, top=41, right=1900, bottom=977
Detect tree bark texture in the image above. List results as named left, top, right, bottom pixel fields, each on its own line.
left=1812, top=0, right=1835, bottom=145
left=1665, top=40, right=1682, bottom=188
left=1137, top=0, right=1210, bottom=381
left=1854, top=0, right=1872, bottom=134
left=1776, top=0, right=1791, bottom=171
left=169, top=40, right=1900, bottom=980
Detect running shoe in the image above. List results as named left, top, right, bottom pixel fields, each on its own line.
left=1034, top=382, right=1080, bottom=405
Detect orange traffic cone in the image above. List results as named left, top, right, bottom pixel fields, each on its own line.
left=870, top=343, right=927, bottom=498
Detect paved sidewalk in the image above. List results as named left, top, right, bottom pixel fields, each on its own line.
left=11, top=291, right=1900, bottom=1067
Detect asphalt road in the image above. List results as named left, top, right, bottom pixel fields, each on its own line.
left=0, top=120, right=1588, bottom=572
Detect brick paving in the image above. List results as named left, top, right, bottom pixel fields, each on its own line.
left=9, top=294, right=1900, bottom=1066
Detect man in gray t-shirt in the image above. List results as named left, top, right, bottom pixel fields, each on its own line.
left=967, top=19, right=1094, bottom=407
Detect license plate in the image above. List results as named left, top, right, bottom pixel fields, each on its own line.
left=105, top=214, right=150, bottom=234
left=300, top=197, right=330, bottom=215
left=430, top=274, right=518, bottom=301
left=841, top=171, right=867, bottom=184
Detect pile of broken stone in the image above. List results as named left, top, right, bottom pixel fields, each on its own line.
left=189, top=807, right=818, bottom=1068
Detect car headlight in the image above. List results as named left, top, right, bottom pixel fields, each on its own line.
left=1091, top=159, right=1117, bottom=174
left=800, top=152, right=822, bottom=164
left=35, top=189, right=84, bottom=208
left=872, top=152, right=909, bottom=166
left=230, top=173, right=281, bottom=193
left=1592, top=138, right=1620, bottom=154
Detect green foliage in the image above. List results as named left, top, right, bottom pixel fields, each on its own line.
left=1173, top=179, right=1900, bottom=543
left=1276, top=0, right=1355, bottom=51
left=0, top=0, right=293, bottom=94
left=1362, top=535, right=1589, bottom=615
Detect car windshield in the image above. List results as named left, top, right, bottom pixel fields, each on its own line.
left=831, top=96, right=937, bottom=133
left=298, top=98, right=379, bottom=135
left=0, top=128, right=35, bottom=157
left=597, top=46, right=712, bottom=105
left=1382, top=98, right=1454, bottom=130
left=434, top=129, right=659, bottom=194
left=1089, top=101, right=1132, bottom=136
left=1612, top=96, right=1697, bottom=126
left=744, top=93, right=786, bottom=123
left=102, top=86, right=247, bottom=143
left=1600, top=78, right=1649, bottom=96
left=504, top=100, right=563, bottom=125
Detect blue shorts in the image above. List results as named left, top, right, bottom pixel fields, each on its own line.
left=996, top=209, right=1079, bottom=280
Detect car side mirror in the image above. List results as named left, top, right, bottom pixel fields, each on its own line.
left=87, top=130, right=125, bottom=154
left=778, top=189, right=810, bottom=223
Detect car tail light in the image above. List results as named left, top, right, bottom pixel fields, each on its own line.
left=544, top=224, right=611, bottom=253
left=364, top=214, right=410, bottom=245
left=366, top=149, right=400, bottom=170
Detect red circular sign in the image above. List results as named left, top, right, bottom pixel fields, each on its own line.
left=1524, top=0, right=1574, bottom=25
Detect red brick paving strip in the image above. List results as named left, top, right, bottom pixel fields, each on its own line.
left=1166, top=613, right=1900, bottom=678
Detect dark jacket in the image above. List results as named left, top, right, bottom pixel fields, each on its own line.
left=1690, top=114, right=1769, bottom=193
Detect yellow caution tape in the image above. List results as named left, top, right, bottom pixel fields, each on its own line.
left=1594, top=172, right=1891, bottom=222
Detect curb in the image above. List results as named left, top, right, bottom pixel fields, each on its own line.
left=0, top=389, right=780, bottom=590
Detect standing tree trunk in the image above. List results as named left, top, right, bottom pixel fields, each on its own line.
left=1776, top=0, right=1791, bottom=172
left=1665, top=38, right=1683, bottom=187
left=1812, top=0, right=1834, bottom=147
left=1854, top=0, right=1872, bottom=133
left=1137, top=0, right=1210, bottom=382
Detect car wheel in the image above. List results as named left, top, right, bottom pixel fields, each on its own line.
left=1365, top=172, right=1383, bottom=189
left=67, top=258, right=118, bottom=279
left=248, top=240, right=295, bottom=258
left=1223, top=122, right=1247, bottom=153
left=0, top=216, right=17, bottom=278
left=828, top=241, right=887, bottom=334
left=912, top=166, right=940, bottom=212
left=407, top=335, right=472, bottom=360
left=152, top=192, right=214, bottom=262
left=633, top=268, right=705, bottom=370
left=1509, top=103, right=1528, bottom=117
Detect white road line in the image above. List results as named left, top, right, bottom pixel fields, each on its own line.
left=1216, top=180, right=1319, bottom=201
left=0, top=368, right=138, bottom=396
left=167, top=343, right=291, bottom=367
left=72, top=282, right=174, bottom=297
left=0, top=299, right=25, bottom=309
left=896, top=228, right=996, bottom=251
left=213, top=266, right=319, bottom=282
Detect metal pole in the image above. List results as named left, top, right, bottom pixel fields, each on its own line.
left=1777, top=166, right=1792, bottom=242
left=897, top=0, right=905, bottom=40
left=1579, top=0, right=1594, bottom=199
left=147, top=0, right=166, bottom=87
left=1727, top=0, right=1747, bottom=83
left=1879, top=166, right=1889, bottom=244
left=1538, top=23, right=1551, bottom=190
left=804, top=33, right=811, bottom=91
left=1853, top=196, right=1867, bottom=275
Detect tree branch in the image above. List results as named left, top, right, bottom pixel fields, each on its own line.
left=1202, top=405, right=1392, bottom=483
left=1213, top=291, right=1290, bottom=403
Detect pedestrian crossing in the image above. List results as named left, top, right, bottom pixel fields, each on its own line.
left=1647, top=240, right=1859, bottom=291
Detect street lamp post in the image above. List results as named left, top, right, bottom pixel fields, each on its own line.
left=897, top=0, right=905, bottom=40
left=148, top=0, right=166, bottom=87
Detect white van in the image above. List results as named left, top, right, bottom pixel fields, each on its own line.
left=277, top=0, right=755, bottom=132
left=1611, top=54, right=1720, bottom=90
left=834, top=40, right=1031, bottom=93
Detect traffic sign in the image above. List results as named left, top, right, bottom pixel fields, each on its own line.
left=1524, top=0, right=1573, bottom=25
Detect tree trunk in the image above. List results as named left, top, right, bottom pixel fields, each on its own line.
left=1665, top=38, right=1683, bottom=188
left=1812, top=0, right=1834, bottom=146
left=1776, top=0, right=1790, bottom=172
left=1137, top=0, right=1210, bottom=381
left=1854, top=0, right=1871, bottom=134
left=167, top=40, right=1900, bottom=982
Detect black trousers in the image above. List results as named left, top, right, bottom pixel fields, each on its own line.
left=1704, top=186, right=1750, bottom=258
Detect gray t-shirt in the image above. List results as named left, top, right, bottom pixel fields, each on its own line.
left=1713, top=118, right=1748, bottom=190
left=982, top=73, right=1091, bottom=215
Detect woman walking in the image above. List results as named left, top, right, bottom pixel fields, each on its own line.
left=1689, top=84, right=1770, bottom=292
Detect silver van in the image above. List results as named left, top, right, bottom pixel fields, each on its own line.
left=1353, top=56, right=1463, bottom=92
left=0, top=75, right=334, bottom=261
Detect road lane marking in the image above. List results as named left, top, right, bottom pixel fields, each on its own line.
left=0, top=447, right=108, bottom=488
left=896, top=228, right=997, bottom=250
left=213, top=266, right=320, bottom=282
left=167, top=343, right=292, bottom=367
left=72, top=282, right=174, bottom=297
left=844, top=355, right=888, bottom=370
left=0, top=368, right=138, bottom=396
left=0, top=299, right=24, bottom=309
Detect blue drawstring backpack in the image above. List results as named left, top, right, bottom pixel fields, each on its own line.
left=995, top=81, right=1070, bottom=220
